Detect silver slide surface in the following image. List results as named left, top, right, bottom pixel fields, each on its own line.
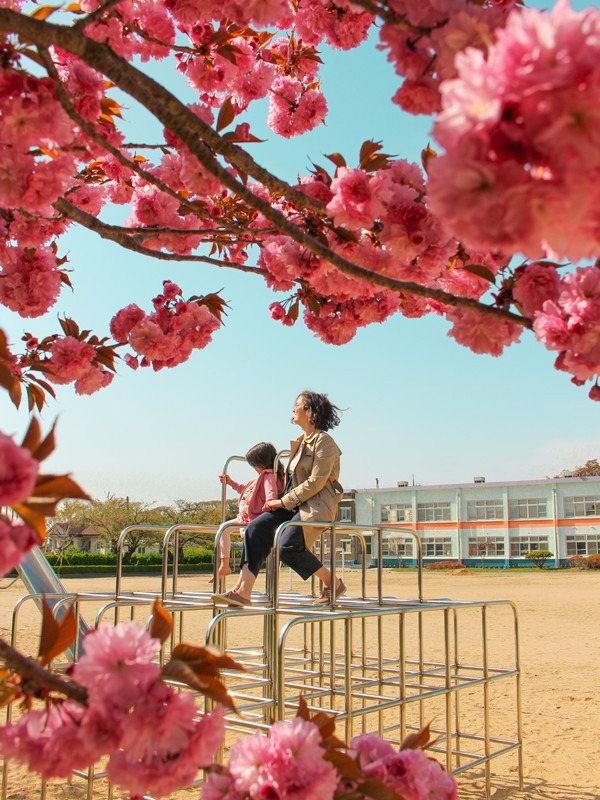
left=17, top=546, right=90, bottom=654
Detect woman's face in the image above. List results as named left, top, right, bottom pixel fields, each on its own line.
left=292, top=395, right=312, bottom=428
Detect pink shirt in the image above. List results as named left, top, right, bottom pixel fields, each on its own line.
left=229, top=469, right=282, bottom=524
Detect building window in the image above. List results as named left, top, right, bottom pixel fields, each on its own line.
left=382, top=537, right=414, bottom=558
left=381, top=504, right=413, bottom=523
left=566, top=534, right=600, bottom=556
left=417, top=502, right=451, bottom=522
left=466, top=499, right=504, bottom=521
left=510, top=536, right=549, bottom=556
left=564, top=496, right=600, bottom=518
left=467, top=536, right=505, bottom=557
left=422, top=537, right=452, bottom=557
left=508, top=498, right=547, bottom=519
left=338, top=506, right=353, bottom=522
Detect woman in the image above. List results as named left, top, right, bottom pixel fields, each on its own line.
left=212, top=390, right=345, bottom=607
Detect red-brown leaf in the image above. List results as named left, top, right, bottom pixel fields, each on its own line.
left=20, top=417, right=42, bottom=454
left=162, top=658, right=237, bottom=711
left=357, top=779, right=403, bottom=800
left=324, top=750, right=363, bottom=780
left=149, top=599, right=173, bottom=644
left=10, top=502, right=50, bottom=540
left=325, top=152, right=347, bottom=170
left=30, top=4, right=61, bottom=21
left=32, top=474, right=91, bottom=502
left=38, top=600, right=77, bottom=666
left=400, top=722, right=431, bottom=750
left=30, top=421, right=57, bottom=463
left=217, top=97, right=236, bottom=132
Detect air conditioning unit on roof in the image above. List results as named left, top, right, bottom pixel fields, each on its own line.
left=397, top=480, right=409, bottom=487
left=474, top=476, right=486, bottom=483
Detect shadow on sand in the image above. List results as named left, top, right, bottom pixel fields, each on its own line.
left=459, top=773, right=600, bottom=800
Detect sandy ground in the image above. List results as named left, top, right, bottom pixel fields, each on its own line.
left=1, top=568, right=599, bottom=800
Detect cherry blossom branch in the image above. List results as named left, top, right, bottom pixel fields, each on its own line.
left=73, top=0, right=124, bottom=32
left=37, top=47, right=228, bottom=228
left=0, top=9, right=531, bottom=329
left=0, top=637, right=88, bottom=705
left=344, top=0, right=431, bottom=32
left=53, top=198, right=266, bottom=274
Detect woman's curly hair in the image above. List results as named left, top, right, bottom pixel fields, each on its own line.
left=297, top=390, right=342, bottom=431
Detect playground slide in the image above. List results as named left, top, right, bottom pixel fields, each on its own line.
left=17, top=546, right=89, bottom=655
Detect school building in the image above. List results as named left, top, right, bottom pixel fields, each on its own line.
left=337, top=475, right=600, bottom=568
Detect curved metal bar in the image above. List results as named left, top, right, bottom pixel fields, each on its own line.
left=116, top=525, right=169, bottom=596
left=219, top=455, right=246, bottom=524
left=211, top=520, right=247, bottom=589
left=160, top=523, right=219, bottom=601
left=270, top=520, right=423, bottom=607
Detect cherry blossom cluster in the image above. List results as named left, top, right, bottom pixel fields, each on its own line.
left=264, top=160, right=513, bottom=350
left=428, top=0, right=600, bottom=263
left=0, top=0, right=599, bottom=399
left=203, top=719, right=458, bottom=800
left=378, top=0, right=518, bottom=116
left=0, top=432, right=40, bottom=577
left=0, top=622, right=226, bottom=798
left=109, top=280, right=223, bottom=371
left=18, top=323, right=118, bottom=398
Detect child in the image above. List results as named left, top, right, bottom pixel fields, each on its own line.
left=214, top=442, right=284, bottom=581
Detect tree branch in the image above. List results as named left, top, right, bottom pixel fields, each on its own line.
left=54, top=199, right=267, bottom=274
left=37, top=46, right=227, bottom=228
left=0, top=638, right=88, bottom=705
left=0, top=9, right=532, bottom=329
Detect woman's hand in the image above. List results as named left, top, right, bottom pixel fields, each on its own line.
left=218, top=474, right=231, bottom=486
left=263, top=498, right=284, bottom=512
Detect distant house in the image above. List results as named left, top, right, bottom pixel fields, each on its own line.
left=45, top=523, right=106, bottom=554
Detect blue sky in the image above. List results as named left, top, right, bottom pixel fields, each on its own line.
left=2, top=1, right=599, bottom=504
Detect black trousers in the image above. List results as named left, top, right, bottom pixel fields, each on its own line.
left=240, top=508, right=323, bottom=581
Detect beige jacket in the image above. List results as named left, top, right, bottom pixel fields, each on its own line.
left=280, top=430, right=343, bottom=548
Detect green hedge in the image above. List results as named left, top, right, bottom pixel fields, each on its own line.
left=51, top=564, right=212, bottom=576
left=46, top=547, right=214, bottom=567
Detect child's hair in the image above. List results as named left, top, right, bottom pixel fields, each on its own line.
left=245, top=442, right=284, bottom=480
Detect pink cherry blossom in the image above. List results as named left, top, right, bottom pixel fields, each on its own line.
left=304, top=302, right=360, bottom=345
left=327, top=167, right=377, bottom=230
left=512, top=263, right=561, bottom=318
left=267, top=75, right=327, bottom=138
left=294, top=0, right=373, bottom=49
left=72, top=622, right=161, bottom=708
left=224, top=716, right=338, bottom=800
left=350, top=733, right=458, bottom=800
left=0, top=433, right=38, bottom=505
left=47, top=336, right=96, bottom=384
left=393, top=78, right=441, bottom=115
left=222, top=0, right=292, bottom=27
left=430, top=0, right=600, bottom=261
left=75, top=365, right=115, bottom=395
left=0, top=519, right=40, bottom=577
left=110, top=304, right=146, bottom=342
left=446, top=306, right=522, bottom=356
left=108, top=684, right=225, bottom=797
left=0, top=246, right=62, bottom=318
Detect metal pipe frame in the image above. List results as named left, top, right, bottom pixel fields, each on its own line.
left=2, top=451, right=523, bottom=800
